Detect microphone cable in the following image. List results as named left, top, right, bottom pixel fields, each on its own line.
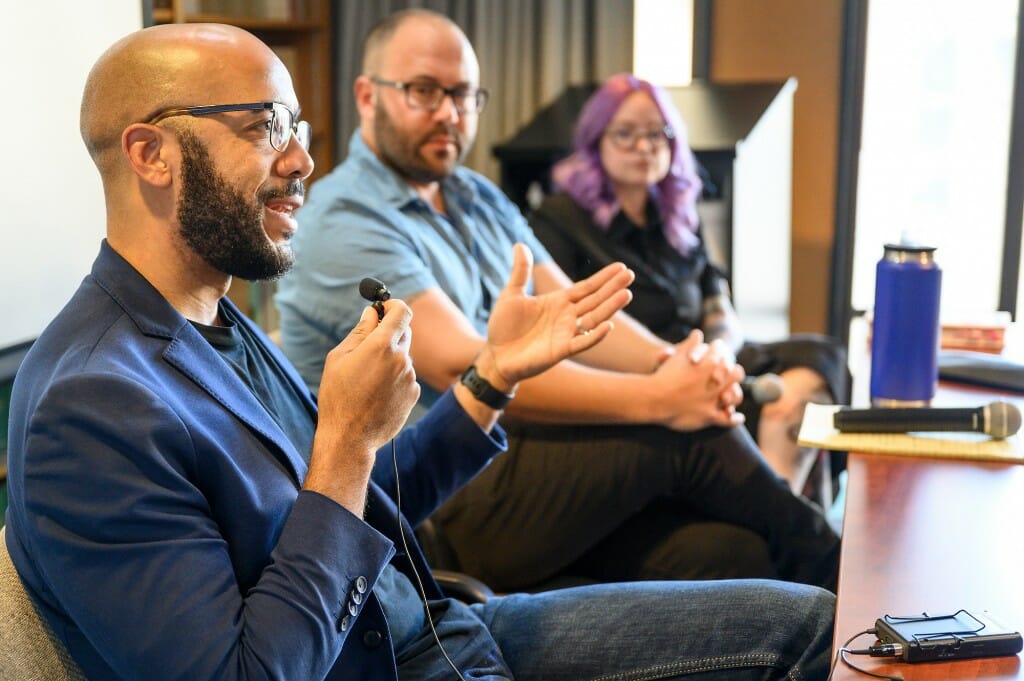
left=826, top=628, right=903, bottom=681
left=360, top=281, right=464, bottom=679
left=390, top=438, right=466, bottom=680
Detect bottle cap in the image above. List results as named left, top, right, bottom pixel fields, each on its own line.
left=883, top=243, right=937, bottom=264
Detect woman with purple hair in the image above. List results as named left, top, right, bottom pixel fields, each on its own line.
left=530, top=73, right=849, bottom=497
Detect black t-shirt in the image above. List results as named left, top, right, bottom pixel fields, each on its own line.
left=192, top=302, right=316, bottom=462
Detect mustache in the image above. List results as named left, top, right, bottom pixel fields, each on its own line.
left=425, top=124, right=462, bottom=144
left=259, top=180, right=305, bottom=202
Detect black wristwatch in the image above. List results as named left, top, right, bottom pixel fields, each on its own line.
left=459, top=365, right=514, bottom=410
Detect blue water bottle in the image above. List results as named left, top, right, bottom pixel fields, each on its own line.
left=870, top=243, right=942, bottom=407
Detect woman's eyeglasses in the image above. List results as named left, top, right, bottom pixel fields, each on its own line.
left=604, top=126, right=675, bottom=151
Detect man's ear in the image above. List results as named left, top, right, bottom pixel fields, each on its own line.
left=354, top=75, right=376, bottom=121
left=122, top=123, right=174, bottom=188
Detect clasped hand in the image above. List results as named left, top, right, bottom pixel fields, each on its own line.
left=651, top=331, right=746, bottom=431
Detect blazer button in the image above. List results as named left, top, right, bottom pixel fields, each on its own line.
left=355, top=575, right=368, bottom=593
left=351, top=589, right=363, bottom=605
left=348, top=601, right=359, bottom=617
left=362, top=629, right=384, bottom=649
left=338, top=614, right=351, bottom=633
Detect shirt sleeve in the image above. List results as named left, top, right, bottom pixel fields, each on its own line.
left=482, top=180, right=553, bottom=268
left=291, top=195, right=438, bottom=339
left=276, top=185, right=440, bottom=391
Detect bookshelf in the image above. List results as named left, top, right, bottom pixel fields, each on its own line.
left=150, top=0, right=334, bottom=330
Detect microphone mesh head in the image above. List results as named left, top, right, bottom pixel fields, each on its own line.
left=988, top=401, right=1022, bottom=439
left=750, top=373, right=784, bottom=404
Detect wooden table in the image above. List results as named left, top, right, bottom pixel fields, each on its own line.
left=831, top=388, right=1024, bottom=679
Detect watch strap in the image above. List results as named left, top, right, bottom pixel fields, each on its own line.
left=459, top=365, right=514, bottom=410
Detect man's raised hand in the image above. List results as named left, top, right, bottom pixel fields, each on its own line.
left=481, top=243, right=634, bottom=390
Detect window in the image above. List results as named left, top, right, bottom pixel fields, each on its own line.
left=633, top=0, right=693, bottom=86
left=851, top=1, right=1019, bottom=323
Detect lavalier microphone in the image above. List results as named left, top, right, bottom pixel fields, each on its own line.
left=355, top=278, right=466, bottom=680
left=833, top=400, right=1022, bottom=439
left=359, top=277, right=391, bottom=321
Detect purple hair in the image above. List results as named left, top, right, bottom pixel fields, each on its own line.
left=551, top=73, right=702, bottom=256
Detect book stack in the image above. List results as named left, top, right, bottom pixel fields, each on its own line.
left=941, top=311, right=1011, bottom=353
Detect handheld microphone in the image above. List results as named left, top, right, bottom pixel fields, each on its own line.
left=833, top=400, right=1022, bottom=439
left=741, top=373, right=784, bottom=404
left=359, top=277, right=391, bottom=321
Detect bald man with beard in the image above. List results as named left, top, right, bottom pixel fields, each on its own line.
left=5, top=22, right=834, bottom=681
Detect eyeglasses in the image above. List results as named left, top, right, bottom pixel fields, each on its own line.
left=370, top=76, right=489, bottom=115
left=145, top=101, right=311, bottom=152
left=604, top=126, right=675, bottom=151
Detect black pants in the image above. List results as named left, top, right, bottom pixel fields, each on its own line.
left=431, top=421, right=840, bottom=592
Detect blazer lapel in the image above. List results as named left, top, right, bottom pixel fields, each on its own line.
left=163, top=325, right=309, bottom=485
left=91, top=240, right=311, bottom=485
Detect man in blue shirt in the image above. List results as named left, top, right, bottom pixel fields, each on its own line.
left=6, top=20, right=836, bottom=681
left=277, top=8, right=840, bottom=593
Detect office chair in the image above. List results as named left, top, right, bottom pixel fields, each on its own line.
left=0, top=526, right=85, bottom=681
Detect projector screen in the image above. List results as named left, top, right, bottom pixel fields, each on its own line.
left=0, top=2, right=142, bottom=350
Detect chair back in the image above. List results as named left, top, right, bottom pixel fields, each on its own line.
left=0, top=526, right=85, bottom=680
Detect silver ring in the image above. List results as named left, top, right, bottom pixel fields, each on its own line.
left=575, top=317, right=591, bottom=335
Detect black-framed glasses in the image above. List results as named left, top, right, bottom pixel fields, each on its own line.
left=146, top=101, right=311, bottom=152
left=604, top=126, right=675, bottom=151
left=370, top=76, right=489, bottom=115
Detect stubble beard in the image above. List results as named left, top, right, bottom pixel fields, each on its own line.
left=373, top=100, right=470, bottom=184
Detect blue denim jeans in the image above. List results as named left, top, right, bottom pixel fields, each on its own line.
left=470, top=579, right=835, bottom=681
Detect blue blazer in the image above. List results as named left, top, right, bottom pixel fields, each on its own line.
left=5, top=241, right=504, bottom=680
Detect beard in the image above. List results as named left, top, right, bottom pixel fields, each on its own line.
left=176, top=131, right=303, bottom=281
left=373, top=99, right=470, bottom=184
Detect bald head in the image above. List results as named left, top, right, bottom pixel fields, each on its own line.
left=362, top=9, right=473, bottom=76
left=81, top=23, right=289, bottom=177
